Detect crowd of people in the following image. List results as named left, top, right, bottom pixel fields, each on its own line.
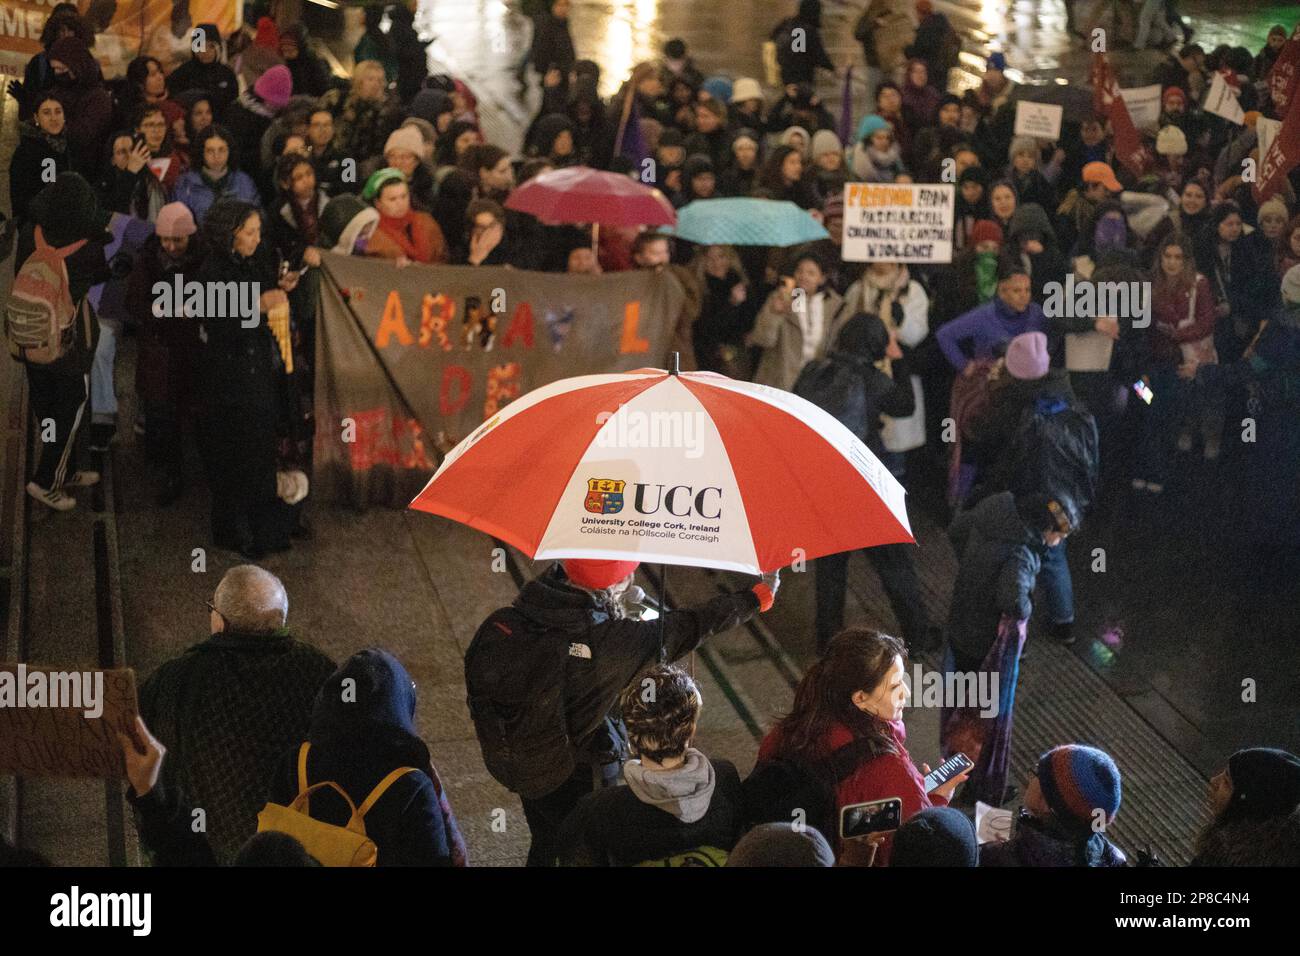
left=2, top=0, right=1299, bottom=868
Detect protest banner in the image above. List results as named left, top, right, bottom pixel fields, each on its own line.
left=1119, top=84, right=1162, bottom=132
left=1014, top=101, right=1063, bottom=140
left=313, top=254, right=686, bottom=508
left=1204, top=72, right=1245, bottom=124
left=0, top=665, right=137, bottom=778
left=840, top=182, right=955, bottom=264
left=1257, top=116, right=1282, bottom=171
left=0, top=0, right=241, bottom=79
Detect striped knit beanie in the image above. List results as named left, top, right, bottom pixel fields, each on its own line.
left=1036, top=745, right=1122, bottom=829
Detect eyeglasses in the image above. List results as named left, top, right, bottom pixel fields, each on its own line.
left=205, top=600, right=225, bottom=623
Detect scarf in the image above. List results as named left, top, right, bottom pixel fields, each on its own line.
left=200, top=166, right=232, bottom=192
left=975, top=251, right=999, bottom=302
left=621, top=748, right=717, bottom=824
left=377, top=210, right=431, bottom=261
left=867, top=142, right=902, bottom=171
left=22, top=120, right=67, bottom=155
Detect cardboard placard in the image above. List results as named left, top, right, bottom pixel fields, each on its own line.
left=1119, top=84, right=1162, bottom=132
left=1014, top=101, right=1064, bottom=141
left=841, top=183, right=955, bottom=264
left=0, top=665, right=138, bottom=778
left=1204, top=73, right=1245, bottom=124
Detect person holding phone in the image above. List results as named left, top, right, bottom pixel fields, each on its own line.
left=756, top=628, right=969, bottom=864
left=747, top=251, right=843, bottom=391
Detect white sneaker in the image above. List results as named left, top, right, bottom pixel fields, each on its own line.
left=26, top=482, right=76, bottom=512
left=65, top=471, right=101, bottom=487
left=1203, top=436, right=1221, bottom=460
left=1146, top=482, right=1164, bottom=494
left=1176, top=432, right=1193, bottom=453
left=1131, top=478, right=1148, bottom=491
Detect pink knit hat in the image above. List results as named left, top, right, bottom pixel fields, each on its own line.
left=1005, top=331, right=1049, bottom=381
left=155, top=202, right=197, bottom=238
left=254, top=65, right=293, bottom=110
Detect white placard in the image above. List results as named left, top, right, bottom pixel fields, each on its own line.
left=1257, top=116, right=1283, bottom=165
left=841, top=182, right=955, bottom=264
left=975, top=801, right=1014, bottom=845
left=1014, top=101, right=1064, bottom=141
left=1204, top=72, right=1245, bottom=124
left=1119, top=84, right=1162, bottom=132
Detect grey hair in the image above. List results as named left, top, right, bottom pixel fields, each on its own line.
left=213, top=565, right=289, bottom=633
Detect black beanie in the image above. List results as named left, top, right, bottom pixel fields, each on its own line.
left=892, top=807, right=979, bottom=866
left=30, top=173, right=110, bottom=244
left=1226, top=748, right=1300, bottom=822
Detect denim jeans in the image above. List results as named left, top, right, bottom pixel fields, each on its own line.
left=91, top=321, right=117, bottom=425
left=1038, top=540, right=1074, bottom=626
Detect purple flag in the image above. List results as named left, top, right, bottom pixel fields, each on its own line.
left=838, top=65, right=854, bottom=146
left=619, top=96, right=648, bottom=170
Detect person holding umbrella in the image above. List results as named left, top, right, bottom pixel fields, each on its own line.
left=466, top=558, right=779, bottom=866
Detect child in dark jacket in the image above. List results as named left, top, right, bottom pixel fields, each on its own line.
left=981, top=744, right=1127, bottom=867
left=556, top=664, right=745, bottom=865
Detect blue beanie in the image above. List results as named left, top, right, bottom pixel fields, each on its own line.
left=856, top=113, right=890, bottom=143
left=702, top=75, right=734, bottom=105
left=1037, top=745, right=1122, bottom=829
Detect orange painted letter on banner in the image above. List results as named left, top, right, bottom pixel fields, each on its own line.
left=376, top=291, right=414, bottom=347
left=620, top=301, right=650, bottom=354
left=485, top=363, right=522, bottom=417
left=440, top=365, right=472, bottom=416
left=420, top=293, right=455, bottom=351
left=501, top=301, right=535, bottom=348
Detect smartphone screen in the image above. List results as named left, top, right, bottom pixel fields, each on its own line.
left=1133, top=379, right=1154, bottom=404
left=923, top=752, right=974, bottom=793
left=840, top=798, right=903, bottom=840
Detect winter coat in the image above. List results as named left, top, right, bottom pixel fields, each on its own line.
left=837, top=275, right=929, bottom=451
left=981, top=808, right=1128, bottom=866
left=1148, top=274, right=1216, bottom=367
left=693, top=268, right=756, bottom=376
left=1194, top=227, right=1281, bottom=359
left=222, top=93, right=278, bottom=176
left=137, top=630, right=337, bottom=865
left=854, top=0, right=913, bottom=71
left=556, top=754, right=746, bottom=865
left=937, top=295, right=1048, bottom=370
left=387, top=6, right=432, bottom=103
left=8, top=124, right=71, bottom=225
left=270, top=192, right=330, bottom=267
left=174, top=168, right=261, bottom=226
left=747, top=285, right=845, bottom=391
left=46, top=38, right=114, bottom=179
left=771, top=2, right=835, bottom=86
left=1191, top=805, right=1300, bottom=866
left=530, top=11, right=577, bottom=76
left=194, top=241, right=280, bottom=411
left=365, top=210, right=448, bottom=264
left=1006, top=203, right=1066, bottom=304
left=268, top=649, right=468, bottom=867
left=905, top=12, right=961, bottom=87
left=757, top=718, right=947, bottom=863
left=166, top=57, right=239, bottom=117
left=323, top=89, right=404, bottom=165
left=850, top=141, right=907, bottom=182
left=126, top=234, right=205, bottom=409
left=946, top=491, right=1045, bottom=661
left=474, top=565, right=761, bottom=769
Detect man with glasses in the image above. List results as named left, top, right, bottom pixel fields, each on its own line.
left=137, top=565, right=337, bottom=864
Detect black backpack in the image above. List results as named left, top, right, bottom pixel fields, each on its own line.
left=793, top=351, right=871, bottom=441
left=742, top=738, right=880, bottom=842
left=464, top=608, right=577, bottom=800
left=1007, top=395, right=1100, bottom=513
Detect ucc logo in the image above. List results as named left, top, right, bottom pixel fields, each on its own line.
left=583, top=479, right=722, bottom=519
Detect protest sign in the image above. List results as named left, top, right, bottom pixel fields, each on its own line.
left=0, top=665, right=137, bottom=778
left=841, top=183, right=955, bottom=264
left=1014, top=101, right=1064, bottom=140
left=1204, top=72, right=1245, bottom=124
left=314, top=255, right=686, bottom=508
left=1119, top=85, right=1162, bottom=131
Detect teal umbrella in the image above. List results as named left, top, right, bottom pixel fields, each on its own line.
left=666, top=197, right=830, bottom=247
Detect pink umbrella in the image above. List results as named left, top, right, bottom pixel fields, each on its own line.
left=505, top=166, right=677, bottom=228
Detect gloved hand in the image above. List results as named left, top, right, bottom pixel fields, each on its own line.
left=752, top=569, right=780, bottom=612
left=761, top=569, right=781, bottom=597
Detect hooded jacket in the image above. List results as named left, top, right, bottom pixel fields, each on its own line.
left=936, top=294, right=1048, bottom=371
left=1007, top=203, right=1066, bottom=302
left=981, top=808, right=1128, bottom=867
left=269, top=649, right=468, bottom=866
left=166, top=52, right=239, bottom=117
left=8, top=121, right=71, bottom=225
left=556, top=751, right=745, bottom=865
left=946, top=491, right=1045, bottom=660
left=476, top=565, right=761, bottom=769
left=46, top=37, right=113, bottom=177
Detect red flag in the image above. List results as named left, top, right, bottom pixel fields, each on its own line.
left=1256, top=81, right=1300, bottom=203
left=1091, top=52, right=1153, bottom=179
left=1266, top=24, right=1300, bottom=116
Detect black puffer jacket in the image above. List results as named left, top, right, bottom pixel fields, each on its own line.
left=1191, top=806, right=1300, bottom=866
left=981, top=809, right=1128, bottom=867
left=946, top=491, right=1044, bottom=661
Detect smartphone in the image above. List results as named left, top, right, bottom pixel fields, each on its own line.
left=1132, top=379, right=1154, bottom=404
left=132, top=132, right=147, bottom=150
left=923, top=752, right=974, bottom=794
left=839, top=797, right=903, bottom=840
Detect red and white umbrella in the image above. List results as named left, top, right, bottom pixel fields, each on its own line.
left=409, top=368, right=913, bottom=574
left=504, top=166, right=677, bottom=227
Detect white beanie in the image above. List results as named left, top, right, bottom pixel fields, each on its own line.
left=384, top=124, right=426, bottom=160
left=811, top=128, right=843, bottom=159
left=1156, top=125, right=1188, bottom=157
